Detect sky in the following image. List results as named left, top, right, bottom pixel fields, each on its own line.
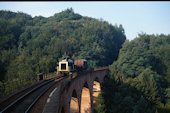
left=0, top=1, right=170, bottom=41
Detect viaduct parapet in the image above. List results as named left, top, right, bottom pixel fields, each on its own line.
left=43, top=67, right=109, bottom=113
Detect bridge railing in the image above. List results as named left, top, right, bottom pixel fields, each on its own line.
left=93, top=66, right=109, bottom=71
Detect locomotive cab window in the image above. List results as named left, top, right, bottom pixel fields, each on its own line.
left=61, top=63, right=66, bottom=70
left=68, top=62, right=74, bottom=69
left=68, top=62, right=72, bottom=66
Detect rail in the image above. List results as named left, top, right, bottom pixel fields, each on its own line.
left=0, top=75, right=66, bottom=113
left=0, top=80, right=52, bottom=113
left=25, top=75, right=65, bottom=113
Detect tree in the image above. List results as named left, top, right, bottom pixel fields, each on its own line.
left=0, top=9, right=126, bottom=98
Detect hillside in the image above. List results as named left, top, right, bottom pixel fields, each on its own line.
left=0, top=8, right=126, bottom=98
left=95, top=34, right=170, bottom=113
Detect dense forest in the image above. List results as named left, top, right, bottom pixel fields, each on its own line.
left=95, top=34, right=170, bottom=113
left=0, top=8, right=126, bottom=98
left=1, top=8, right=169, bottom=113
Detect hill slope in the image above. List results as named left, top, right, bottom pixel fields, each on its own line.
left=95, top=33, right=170, bottom=113
left=0, top=8, right=126, bottom=97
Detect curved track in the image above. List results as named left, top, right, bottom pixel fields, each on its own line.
left=0, top=75, right=66, bottom=113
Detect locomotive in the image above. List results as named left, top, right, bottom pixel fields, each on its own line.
left=56, top=58, right=88, bottom=76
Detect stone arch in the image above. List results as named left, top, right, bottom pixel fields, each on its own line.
left=83, top=81, right=89, bottom=88
left=92, top=77, right=101, bottom=108
left=81, top=82, right=91, bottom=113
left=93, top=77, right=101, bottom=93
left=94, top=77, right=100, bottom=82
left=70, top=89, right=79, bottom=113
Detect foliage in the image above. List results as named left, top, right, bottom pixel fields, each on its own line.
left=0, top=8, right=126, bottom=98
left=110, top=34, right=170, bottom=79
left=95, top=78, right=155, bottom=113
left=95, top=34, right=170, bottom=113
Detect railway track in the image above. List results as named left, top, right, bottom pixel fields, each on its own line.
left=0, top=75, right=66, bottom=113
left=0, top=80, right=45, bottom=110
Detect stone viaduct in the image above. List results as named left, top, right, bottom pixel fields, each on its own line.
left=43, top=67, right=109, bottom=113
